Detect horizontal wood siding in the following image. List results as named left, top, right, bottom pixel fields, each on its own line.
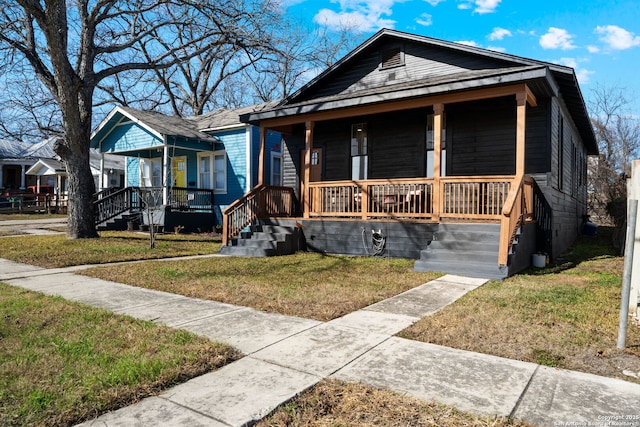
left=304, top=39, right=512, bottom=102
left=533, top=96, right=589, bottom=259
left=369, top=109, right=427, bottom=178
left=126, top=157, right=140, bottom=187
left=525, top=97, right=551, bottom=174
left=102, top=122, right=162, bottom=153
left=447, top=97, right=516, bottom=176
left=314, top=119, right=351, bottom=181
left=214, top=128, right=248, bottom=207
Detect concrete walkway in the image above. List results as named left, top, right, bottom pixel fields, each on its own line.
left=2, top=258, right=640, bottom=427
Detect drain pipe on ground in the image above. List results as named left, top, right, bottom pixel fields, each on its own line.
left=618, top=198, right=638, bottom=349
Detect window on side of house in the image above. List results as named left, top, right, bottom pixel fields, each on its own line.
left=198, top=153, right=212, bottom=189
left=198, top=151, right=226, bottom=192
left=213, top=151, right=227, bottom=193
left=271, top=152, right=282, bottom=186
left=351, top=123, right=368, bottom=180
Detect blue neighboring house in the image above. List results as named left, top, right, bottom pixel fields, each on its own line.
left=90, top=104, right=282, bottom=232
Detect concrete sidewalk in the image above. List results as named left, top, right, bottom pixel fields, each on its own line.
left=2, top=258, right=640, bottom=427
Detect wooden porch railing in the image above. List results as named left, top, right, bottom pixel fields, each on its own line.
left=307, top=176, right=513, bottom=221
left=222, top=185, right=295, bottom=245
left=498, top=175, right=534, bottom=266
left=222, top=176, right=540, bottom=268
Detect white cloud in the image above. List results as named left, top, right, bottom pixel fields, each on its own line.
left=486, top=45, right=506, bottom=53
left=424, top=0, right=445, bottom=5
left=314, top=8, right=395, bottom=32
left=313, top=0, right=401, bottom=32
left=456, top=40, right=479, bottom=47
left=595, top=25, right=640, bottom=50
left=587, top=45, right=600, bottom=53
left=539, top=27, right=576, bottom=50
left=554, top=57, right=594, bottom=84
left=458, top=0, right=501, bottom=14
left=416, top=13, right=433, bottom=26
left=488, top=27, right=511, bottom=41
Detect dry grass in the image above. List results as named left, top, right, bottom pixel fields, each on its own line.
left=400, top=226, right=640, bottom=383
left=0, top=213, right=67, bottom=221
left=0, top=283, right=240, bottom=427
left=257, top=380, right=533, bottom=427
left=82, top=253, right=441, bottom=321
left=0, top=231, right=221, bottom=267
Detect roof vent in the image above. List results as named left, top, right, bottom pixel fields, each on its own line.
left=380, top=47, right=404, bottom=69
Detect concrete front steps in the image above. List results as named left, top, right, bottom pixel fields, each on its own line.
left=220, top=224, right=300, bottom=257
left=413, top=222, right=511, bottom=280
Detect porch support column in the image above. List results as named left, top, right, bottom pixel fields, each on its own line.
left=99, top=153, right=105, bottom=191
left=515, top=92, right=527, bottom=178
left=162, top=142, right=169, bottom=205
left=20, top=164, right=26, bottom=189
left=432, top=103, right=444, bottom=222
left=302, top=120, right=314, bottom=219
left=257, top=126, right=267, bottom=186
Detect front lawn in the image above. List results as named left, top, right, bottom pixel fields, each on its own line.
left=399, top=226, right=640, bottom=383
left=82, top=254, right=441, bottom=321
left=0, top=231, right=221, bottom=267
left=0, top=284, right=239, bottom=427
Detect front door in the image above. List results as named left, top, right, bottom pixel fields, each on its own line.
left=172, top=156, right=187, bottom=187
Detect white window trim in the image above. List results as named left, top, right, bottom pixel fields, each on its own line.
left=197, top=152, right=213, bottom=190
left=213, top=150, right=227, bottom=194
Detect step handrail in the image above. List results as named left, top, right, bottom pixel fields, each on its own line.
left=498, top=175, right=533, bottom=266
left=222, top=185, right=295, bottom=245
left=94, top=187, right=144, bottom=225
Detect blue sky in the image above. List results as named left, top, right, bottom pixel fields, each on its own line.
left=283, top=0, right=640, bottom=115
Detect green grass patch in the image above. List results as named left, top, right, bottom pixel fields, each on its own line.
left=400, top=226, right=640, bottom=382
left=0, top=231, right=221, bottom=267
left=0, top=283, right=239, bottom=427
left=82, top=253, right=441, bottom=321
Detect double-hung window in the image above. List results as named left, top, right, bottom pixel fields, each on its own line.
left=198, top=151, right=227, bottom=193
left=351, top=123, right=368, bottom=180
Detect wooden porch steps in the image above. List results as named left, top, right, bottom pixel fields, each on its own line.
left=413, top=223, right=511, bottom=280
left=219, top=224, right=300, bottom=257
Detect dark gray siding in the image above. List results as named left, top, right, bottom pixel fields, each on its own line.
left=302, top=39, right=514, bottom=102
left=447, top=97, right=516, bottom=176
left=525, top=98, right=552, bottom=174
left=369, top=109, right=427, bottom=178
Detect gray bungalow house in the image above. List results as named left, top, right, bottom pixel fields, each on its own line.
left=221, top=29, right=597, bottom=280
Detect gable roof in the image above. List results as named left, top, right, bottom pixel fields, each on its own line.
left=188, top=103, right=277, bottom=131
left=242, top=28, right=597, bottom=154
left=91, top=106, right=219, bottom=148
left=0, top=137, right=57, bottom=160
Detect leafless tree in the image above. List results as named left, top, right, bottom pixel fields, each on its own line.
left=0, top=0, right=279, bottom=238
left=588, top=84, right=640, bottom=233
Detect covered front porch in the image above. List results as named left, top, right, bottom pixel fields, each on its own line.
left=223, top=83, right=546, bottom=271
